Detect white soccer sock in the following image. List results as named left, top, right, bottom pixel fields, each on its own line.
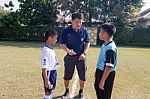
left=44, top=95, right=52, bottom=99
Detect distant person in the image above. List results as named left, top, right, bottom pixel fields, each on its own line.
left=41, top=29, right=59, bottom=99
left=60, top=12, right=90, bottom=98
left=94, top=23, right=118, bottom=99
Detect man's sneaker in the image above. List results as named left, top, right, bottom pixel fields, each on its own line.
left=78, top=92, right=84, bottom=99
left=62, top=91, right=69, bottom=99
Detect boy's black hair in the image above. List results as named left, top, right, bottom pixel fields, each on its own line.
left=72, top=12, right=84, bottom=20
left=100, top=23, right=116, bottom=37
left=44, top=29, right=57, bottom=40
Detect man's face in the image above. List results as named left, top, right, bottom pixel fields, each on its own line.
left=72, top=18, right=82, bottom=30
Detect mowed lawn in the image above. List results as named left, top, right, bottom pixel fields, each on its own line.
left=0, top=41, right=150, bottom=99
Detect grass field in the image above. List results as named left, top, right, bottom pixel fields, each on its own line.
left=0, top=41, right=150, bottom=99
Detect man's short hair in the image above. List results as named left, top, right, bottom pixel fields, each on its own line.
left=72, top=12, right=84, bottom=20
left=45, top=29, right=57, bottom=40
left=101, top=23, right=116, bottom=37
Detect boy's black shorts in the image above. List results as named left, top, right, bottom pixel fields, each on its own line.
left=63, top=54, right=87, bottom=81
left=94, top=68, right=115, bottom=99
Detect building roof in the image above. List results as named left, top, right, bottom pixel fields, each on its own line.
left=138, top=8, right=150, bottom=21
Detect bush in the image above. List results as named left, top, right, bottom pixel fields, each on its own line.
left=130, top=28, right=150, bottom=43
left=114, top=27, right=133, bottom=44
left=0, top=26, right=64, bottom=41
left=0, top=26, right=150, bottom=46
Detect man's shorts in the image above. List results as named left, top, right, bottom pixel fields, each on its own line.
left=42, top=70, right=57, bottom=93
left=63, top=54, right=87, bottom=81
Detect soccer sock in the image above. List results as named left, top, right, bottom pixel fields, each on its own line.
left=66, top=88, right=69, bottom=92
left=79, top=89, right=83, bottom=93
left=44, top=95, right=51, bottom=99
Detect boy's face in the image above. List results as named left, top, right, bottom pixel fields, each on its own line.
left=48, top=35, right=57, bottom=45
left=72, top=18, right=82, bottom=30
left=99, top=28, right=108, bottom=40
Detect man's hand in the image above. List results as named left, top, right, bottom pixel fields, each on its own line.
left=99, top=80, right=105, bottom=90
left=68, top=49, right=77, bottom=56
left=79, top=53, right=86, bottom=61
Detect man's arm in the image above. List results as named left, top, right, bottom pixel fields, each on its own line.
left=60, top=44, right=70, bottom=53
left=83, top=42, right=90, bottom=55
left=79, top=42, right=90, bottom=60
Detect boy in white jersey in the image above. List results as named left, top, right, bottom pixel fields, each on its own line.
left=41, top=29, right=59, bottom=99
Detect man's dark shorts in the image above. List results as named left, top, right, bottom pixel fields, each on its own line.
left=63, top=54, right=87, bottom=81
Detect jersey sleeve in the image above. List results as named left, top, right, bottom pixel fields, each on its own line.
left=41, top=49, right=50, bottom=69
left=105, top=50, right=116, bottom=67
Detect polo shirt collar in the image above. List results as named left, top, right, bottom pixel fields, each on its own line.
left=70, top=25, right=80, bottom=32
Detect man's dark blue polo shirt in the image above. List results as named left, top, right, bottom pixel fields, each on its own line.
left=60, top=25, right=90, bottom=55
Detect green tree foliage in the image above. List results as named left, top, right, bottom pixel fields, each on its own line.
left=1, top=1, right=20, bottom=26
left=1, top=0, right=143, bottom=27
left=59, top=0, right=143, bottom=26
left=17, top=0, right=58, bottom=26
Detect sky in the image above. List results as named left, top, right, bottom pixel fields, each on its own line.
left=0, top=0, right=19, bottom=11
left=0, top=0, right=150, bottom=12
left=141, top=0, right=150, bottom=11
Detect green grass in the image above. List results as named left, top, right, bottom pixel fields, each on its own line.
left=0, top=41, right=150, bottom=99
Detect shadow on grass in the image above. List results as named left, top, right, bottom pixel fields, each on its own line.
left=0, top=41, right=149, bottom=49
left=0, top=41, right=61, bottom=49
left=53, top=95, right=79, bottom=99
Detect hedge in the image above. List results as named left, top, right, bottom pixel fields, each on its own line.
left=97, top=27, right=150, bottom=46
left=0, top=26, right=64, bottom=41
left=0, top=26, right=150, bottom=46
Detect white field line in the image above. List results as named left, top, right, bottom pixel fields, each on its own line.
left=70, top=69, right=78, bottom=99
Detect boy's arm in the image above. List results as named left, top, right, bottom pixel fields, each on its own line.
left=42, top=68, right=51, bottom=88
left=99, top=50, right=116, bottom=90
left=99, top=66, right=111, bottom=90
left=41, top=50, right=52, bottom=88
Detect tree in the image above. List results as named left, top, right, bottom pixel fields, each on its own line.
left=59, top=0, right=143, bottom=27
left=17, top=0, right=58, bottom=26
left=0, top=1, right=20, bottom=26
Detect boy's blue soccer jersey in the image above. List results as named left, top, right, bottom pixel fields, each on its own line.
left=97, top=41, right=118, bottom=72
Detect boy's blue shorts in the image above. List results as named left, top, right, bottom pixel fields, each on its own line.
left=42, top=70, right=57, bottom=94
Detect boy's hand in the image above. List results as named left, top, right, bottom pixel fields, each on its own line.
left=99, top=81, right=105, bottom=90
left=45, top=80, right=52, bottom=89
left=79, top=54, right=85, bottom=61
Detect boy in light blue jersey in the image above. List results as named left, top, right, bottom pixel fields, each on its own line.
left=94, top=23, right=118, bottom=99
left=41, top=29, right=59, bottom=99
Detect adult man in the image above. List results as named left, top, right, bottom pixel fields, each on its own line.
left=60, top=12, right=90, bottom=98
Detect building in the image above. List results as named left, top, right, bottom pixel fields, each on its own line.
left=138, top=8, right=150, bottom=28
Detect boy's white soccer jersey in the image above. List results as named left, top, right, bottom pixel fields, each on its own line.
left=41, top=45, right=59, bottom=70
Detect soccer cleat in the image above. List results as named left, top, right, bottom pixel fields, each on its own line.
left=78, top=92, right=84, bottom=99
left=62, top=91, right=69, bottom=99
